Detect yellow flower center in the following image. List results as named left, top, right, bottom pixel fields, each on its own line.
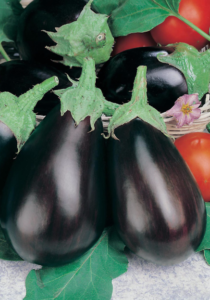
left=181, top=104, right=192, bottom=115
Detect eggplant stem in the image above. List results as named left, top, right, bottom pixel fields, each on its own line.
left=103, top=100, right=120, bottom=116
left=130, top=66, right=147, bottom=106
left=18, top=76, right=59, bottom=112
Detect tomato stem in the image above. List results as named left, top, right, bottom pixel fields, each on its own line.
left=0, top=43, right=11, bottom=62
left=175, top=14, right=210, bottom=42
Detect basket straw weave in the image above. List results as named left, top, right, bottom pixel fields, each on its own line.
left=36, top=94, right=210, bottom=139
left=101, top=94, right=210, bottom=139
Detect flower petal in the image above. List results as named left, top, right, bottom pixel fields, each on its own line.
left=176, top=113, right=187, bottom=127
left=190, top=108, right=201, bottom=119
left=166, top=101, right=182, bottom=116
left=191, top=103, right=201, bottom=110
left=176, top=95, right=187, bottom=106
left=187, top=93, right=199, bottom=105
left=185, top=113, right=193, bottom=125
left=173, top=111, right=183, bottom=118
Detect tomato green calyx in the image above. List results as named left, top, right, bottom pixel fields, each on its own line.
left=0, top=76, right=59, bottom=151
left=104, top=66, right=169, bottom=140
left=157, top=43, right=210, bottom=100
left=44, top=0, right=114, bottom=67
left=54, top=57, right=120, bottom=131
left=0, top=43, right=10, bottom=61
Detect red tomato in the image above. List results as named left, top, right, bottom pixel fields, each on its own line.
left=151, top=0, right=210, bottom=50
left=174, top=132, right=210, bottom=202
left=112, top=32, right=156, bottom=56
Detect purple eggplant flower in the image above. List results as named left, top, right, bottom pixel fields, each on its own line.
left=166, top=94, right=201, bottom=127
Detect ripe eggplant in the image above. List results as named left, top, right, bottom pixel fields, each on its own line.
left=97, top=47, right=188, bottom=112
left=0, top=76, right=59, bottom=207
left=107, top=118, right=206, bottom=265
left=0, top=60, right=72, bottom=115
left=16, top=0, right=88, bottom=65
left=0, top=105, right=106, bottom=267
left=0, top=124, right=17, bottom=195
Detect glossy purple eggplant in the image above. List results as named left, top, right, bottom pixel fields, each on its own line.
left=107, top=118, right=206, bottom=265
left=16, top=0, right=87, bottom=65
left=0, top=105, right=106, bottom=267
left=0, top=123, right=17, bottom=195
left=0, top=60, right=72, bottom=115
left=97, top=47, right=188, bottom=112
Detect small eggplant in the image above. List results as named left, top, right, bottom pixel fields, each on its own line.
left=0, top=105, right=106, bottom=267
left=97, top=47, right=188, bottom=112
left=0, top=60, right=73, bottom=115
left=107, top=119, right=206, bottom=265
left=16, top=0, right=88, bottom=64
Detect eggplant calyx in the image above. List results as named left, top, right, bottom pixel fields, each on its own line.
left=0, top=76, right=59, bottom=151
left=104, top=66, right=170, bottom=140
left=54, top=57, right=119, bottom=131
left=44, top=0, right=114, bottom=68
left=157, top=43, right=210, bottom=101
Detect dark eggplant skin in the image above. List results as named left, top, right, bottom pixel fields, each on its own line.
left=16, top=0, right=87, bottom=70
left=0, top=105, right=106, bottom=267
left=0, top=60, right=72, bottom=115
left=97, top=47, right=188, bottom=112
left=0, top=123, right=17, bottom=195
left=107, top=119, right=206, bottom=265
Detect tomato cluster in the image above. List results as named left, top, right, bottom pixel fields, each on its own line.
left=113, top=0, right=210, bottom=54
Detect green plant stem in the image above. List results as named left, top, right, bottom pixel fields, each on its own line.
left=175, top=13, right=210, bottom=42
left=103, top=100, right=120, bottom=116
left=130, top=66, right=147, bottom=106
left=0, top=43, right=11, bottom=61
left=18, top=76, right=59, bottom=112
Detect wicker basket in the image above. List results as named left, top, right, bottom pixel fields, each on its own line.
left=100, top=94, right=210, bottom=139
left=36, top=94, right=210, bottom=139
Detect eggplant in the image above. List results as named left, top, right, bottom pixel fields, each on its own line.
left=0, top=124, right=17, bottom=195
left=0, top=60, right=72, bottom=115
left=97, top=47, right=188, bottom=112
left=107, top=118, right=206, bottom=265
left=16, top=0, right=87, bottom=68
left=0, top=105, right=106, bottom=267
left=0, top=76, right=59, bottom=202
left=0, top=42, right=20, bottom=61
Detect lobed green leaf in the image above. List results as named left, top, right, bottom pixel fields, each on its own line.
left=196, top=203, right=210, bottom=252
left=93, top=0, right=181, bottom=37
left=24, top=227, right=128, bottom=300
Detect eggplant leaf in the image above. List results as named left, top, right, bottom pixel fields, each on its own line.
left=24, top=227, right=128, bottom=300
left=54, top=57, right=119, bottom=130
left=0, top=0, right=22, bottom=43
left=105, top=65, right=169, bottom=139
left=93, top=0, right=181, bottom=36
left=0, top=226, right=22, bottom=261
left=0, top=0, right=23, bottom=60
left=92, top=0, right=126, bottom=16
left=196, top=203, right=210, bottom=252
left=204, top=250, right=210, bottom=265
left=157, top=43, right=210, bottom=101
